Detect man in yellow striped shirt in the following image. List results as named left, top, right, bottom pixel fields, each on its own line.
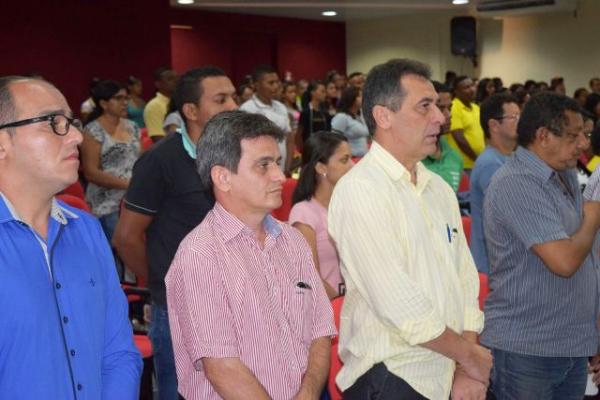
left=329, top=59, right=490, bottom=400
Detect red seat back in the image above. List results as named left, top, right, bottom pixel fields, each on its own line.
left=461, top=215, right=472, bottom=246
left=329, top=296, right=344, bottom=400
left=56, top=193, right=91, bottom=213
left=271, top=178, right=297, bottom=221
left=478, top=272, right=489, bottom=310
left=458, top=172, right=470, bottom=192
left=61, top=181, right=85, bottom=200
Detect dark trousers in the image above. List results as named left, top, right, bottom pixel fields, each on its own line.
left=344, top=363, right=428, bottom=400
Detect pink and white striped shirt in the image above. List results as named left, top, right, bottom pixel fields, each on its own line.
left=166, top=202, right=337, bottom=399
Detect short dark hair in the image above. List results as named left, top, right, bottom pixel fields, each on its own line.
left=574, top=87, right=588, bottom=99
left=590, top=77, right=600, bottom=88
left=480, top=93, right=518, bottom=139
left=432, top=81, right=450, bottom=94
left=337, top=86, right=361, bottom=116
left=362, top=58, right=431, bottom=134
left=348, top=72, right=363, bottom=80
left=196, top=110, right=285, bottom=190
left=584, top=93, right=600, bottom=120
left=154, top=67, right=171, bottom=81
left=169, top=66, right=227, bottom=123
left=252, top=64, right=277, bottom=83
left=292, top=131, right=348, bottom=204
left=517, top=92, right=581, bottom=147
left=452, top=76, right=469, bottom=94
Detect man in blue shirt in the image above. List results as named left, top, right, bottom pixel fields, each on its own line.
left=0, top=76, right=142, bottom=399
left=470, top=93, right=519, bottom=273
left=482, top=92, right=600, bottom=399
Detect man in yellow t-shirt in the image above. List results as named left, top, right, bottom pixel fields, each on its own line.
left=144, top=67, right=177, bottom=142
left=447, top=76, right=485, bottom=170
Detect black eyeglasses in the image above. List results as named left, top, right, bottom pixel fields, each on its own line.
left=0, top=114, right=83, bottom=136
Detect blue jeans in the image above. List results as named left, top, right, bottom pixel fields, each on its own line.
left=149, top=304, right=179, bottom=400
left=489, top=348, right=588, bottom=400
left=99, top=211, right=119, bottom=242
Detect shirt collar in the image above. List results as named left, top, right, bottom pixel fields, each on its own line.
left=251, top=94, right=276, bottom=110
left=175, top=118, right=197, bottom=160
left=213, top=202, right=282, bottom=243
left=514, top=146, right=554, bottom=182
left=0, top=191, right=79, bottom=225
left=370, top=141, right=433, bottom=191
left=156, top=92, right=170, bottom=103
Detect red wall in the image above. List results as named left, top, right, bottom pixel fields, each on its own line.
left=170, top=9, right=346, bottom=86
left=0, top=0, right=171, bottom=111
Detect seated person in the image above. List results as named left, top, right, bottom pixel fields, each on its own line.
left=289, top=131, right=353, bottom=299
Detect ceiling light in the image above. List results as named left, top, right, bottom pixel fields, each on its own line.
left=178, top=0, right=194, bottom=4
left=322, top=10, right=337, bottom=17
left=452, top=0, right=469, bottom=4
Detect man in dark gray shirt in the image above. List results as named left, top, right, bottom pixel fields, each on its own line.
left=482, top=92, right=600, bottom=399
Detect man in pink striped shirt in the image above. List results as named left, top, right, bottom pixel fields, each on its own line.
left=165, top=110, right=336, bottom=399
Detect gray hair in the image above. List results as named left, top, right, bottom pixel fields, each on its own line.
left=362, top=58, right=432, bottom=134
left=196, top=110, right=285, bottom=190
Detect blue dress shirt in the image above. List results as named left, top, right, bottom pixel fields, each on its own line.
left=0, top=193, right=142, bottom=399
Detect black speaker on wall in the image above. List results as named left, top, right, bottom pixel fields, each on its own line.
left=451, top=16, right=476, bottom=57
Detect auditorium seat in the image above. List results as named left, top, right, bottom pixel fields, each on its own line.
left=329, top=296, right=344, bottom=400
left=271, top=178, right=298, bottom=221
left=56, top=193, right=91, bottom=213
left=461, top=215, right=472, bottom=246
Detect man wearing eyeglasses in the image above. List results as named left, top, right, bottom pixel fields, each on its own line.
left=482, top=92, right=600, bottom=399
left=469, top=93, right=519, bottom=274
left=0, top=76, right=142, bottom=399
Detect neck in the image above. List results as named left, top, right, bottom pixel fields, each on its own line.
left=489, top=135, right=516, bottom=156
left=310, top=99, right=320, bottom=109
left=256, top=93, right=272, bottom=105
left=313, top=183, right=333, bottom=209
left=349, top=105, right=360, bottom=116
left=158, top=90, right=170, bottom=98
left=374, top=135, right=420, bottom=184
left=0, top=182, right=53, bottom=239
left=187, top=122, right=203, bottom=144
left=459, top=97, right=471, bottom=107
left=99, top=113, right=120, bottom=128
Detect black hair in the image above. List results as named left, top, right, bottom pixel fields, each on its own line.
left=252, top=64, right=277, bottom=84
left=292, top=131, right=348, bottom=204
left=517, top=92, right=581, bottom=147
left=590, top=125, right=600, bottom=156
left=432, top=81, right=450, bottom=94
left=301, top=80, right=324, bottom=111
left=169, top=65, right=227, bottom=124
left=480, top=92, right=518, bottom=139
left=86, top=80, right=124, bottom=124
left=337, top=86, right=361, bottom=116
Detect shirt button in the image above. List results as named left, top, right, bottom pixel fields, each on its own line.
left=55, top=282, right=61, bottom=289
left=77, top=383, right=82, bottom=391
left=63, top=316, right=69, bottom=324
left=70, top=349, right=76, bottom=356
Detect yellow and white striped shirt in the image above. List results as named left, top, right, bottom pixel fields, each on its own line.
left=329, top=142, right=483, bottom=400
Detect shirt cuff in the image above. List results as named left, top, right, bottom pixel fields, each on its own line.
left=398, top=308, right=447, bottom=346
left=191, top=344, right=240, bottom=371
left=463, top=306, right=484, bottom=334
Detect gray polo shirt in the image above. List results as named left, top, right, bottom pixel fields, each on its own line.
left=480, top=146, right=599, bottom=357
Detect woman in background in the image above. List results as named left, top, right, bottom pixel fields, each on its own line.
left=289, top=131, right=354, bottom=299
left=81, top=80, right=141, bottom=241
left=331, top=86, right=369, bottom=157
left=126, top=76, right=146, bottom=128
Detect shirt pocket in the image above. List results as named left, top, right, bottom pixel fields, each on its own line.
left=289, top=284, right=315, bottom=345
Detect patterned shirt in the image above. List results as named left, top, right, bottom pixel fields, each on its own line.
left=329, top=141, right=483, bottom=400
left=481, top=146, right=599, bottom=357
left=165, top=203, right=336, bottom=400
left=84, top=119, right=140, bottom=217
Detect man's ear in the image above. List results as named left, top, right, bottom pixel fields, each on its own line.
left=488, top=119, right=500, bottom=135
left=535, top=127, right=550, bottom=147
left=372, top=105, right=392, bottom=131
left=182, top=103, right=197, bottom=122
left=0, top=132, right=12, bottom=160
left=211, top=165, right=231, bottom=193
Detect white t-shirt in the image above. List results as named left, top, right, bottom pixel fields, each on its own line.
left=240, top=95, right=291, bottom=170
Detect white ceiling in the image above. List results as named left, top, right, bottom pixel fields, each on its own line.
left=170, top=0, right=578, bottom=21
